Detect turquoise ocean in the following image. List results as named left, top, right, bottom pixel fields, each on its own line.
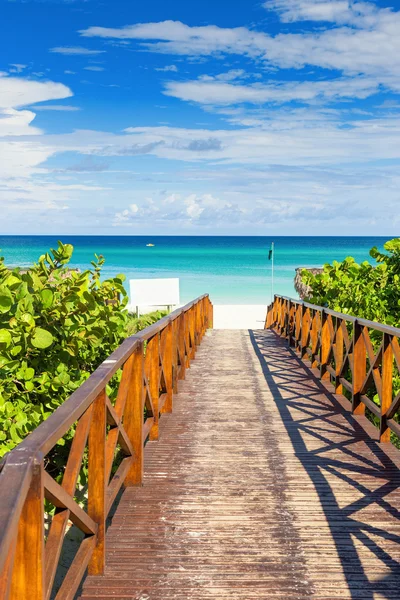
left=0, top=236, right=391, bottom=304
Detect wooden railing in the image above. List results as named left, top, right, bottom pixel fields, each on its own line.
left=266, top=295, right=400, bottom=445
left=0, top=294, right=213, bottom=600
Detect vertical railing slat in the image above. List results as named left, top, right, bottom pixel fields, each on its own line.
left=124, top=342, right=145, bottom=486
left=161, top=323, right=173, bottom=414
left=352, top=322, right=366, bottom=415
left=335, top=318, right=344, bottom=394
left=88, top=390, right=106, bottom=576
left=10, top=456, right=44, bottom=600
left=149, top=334, right=160, bottom=441
left=320, top=310, right=330, bottom=381
left=380, top=333, right=393, bottom=443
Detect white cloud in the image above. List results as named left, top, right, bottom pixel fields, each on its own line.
left=264, top=0, right=357, bottom=24
left=29, top=104, right=81, bottom=111
left=164, top=76, right=382, bottom=106
left=84, top=66, right=105, bottom=71
left=50, top=46, right=105, bottom=55
left=79, top=12, right=400, bottom=80
left=0, top=75, right=72, bottom=109
left=0, top=108, right=41, bottom=136
left=155, top=64, right=178, bottom=72
left=9, top=64, right=27, bottom=74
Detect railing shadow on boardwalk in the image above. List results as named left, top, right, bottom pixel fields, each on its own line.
left=250, top=329, right=400, bottom=600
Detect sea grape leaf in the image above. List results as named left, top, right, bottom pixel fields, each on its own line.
left=31, top=328, right=54, bottom=349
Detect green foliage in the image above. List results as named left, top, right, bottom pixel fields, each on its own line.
left=125, top=310, right=167, bottom=336
left=301, top=238, right=400, bottom=444
left=300, top=238, right=400, bottom=326
left=0, top=241, right=129, bottom=457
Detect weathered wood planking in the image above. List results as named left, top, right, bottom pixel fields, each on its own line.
left=80, top=329, right=400, bottom=600
left=0, top=295, right=212, bottom=600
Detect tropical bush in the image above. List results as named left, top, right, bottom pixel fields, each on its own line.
left=300, top=238, right=400, bottom=443
left=126, top=310, right=168, bottom=336
left=300, top=238, right=400, bottom=326
left=0, top=241, right=129, bottom=458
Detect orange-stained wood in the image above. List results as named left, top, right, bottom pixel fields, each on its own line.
left=161, top=322, right=173, bottom=413
left=148, top=334, right=160, bottom=441
left=87, top=390, right=106, bottom=576
left=320, top=310, right=330, bottom=381
left=0, top=294, right=211, bottom=600
left=352, top=322, right=366, bottom=415
left=124, top=342, right=145, bottom=486
left=335, top=319, right=344, bottom=394
left=266, top=295, right=400, bottom=445
left=381, top=333, right=394, bottom=443
left=178, top=313, right=186, bottom=380
left=10, top=456, right=44, bottom=600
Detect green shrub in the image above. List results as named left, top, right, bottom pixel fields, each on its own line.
left=300, top=238, right=400, bottom=326
left=0, top=241, right=128, bottom=457
left=300, top=238, right=400, bottom=443
left=126, top=310, right=168, bottom=336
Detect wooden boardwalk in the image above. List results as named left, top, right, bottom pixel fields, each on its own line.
left=80, top=329, right=400, bottom=600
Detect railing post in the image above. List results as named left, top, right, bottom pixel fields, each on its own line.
left=310, top=310, right=317, bottom=367
left=208, top=298, right=214, bottom=329
left=149, top=334, right=160, bottom=441
left=88, top=390, right=106, bottom=575
left=286, top=300, right=291, bottom=344
left=161, top=322, right=173, bottom=414
left=380, top=333, right=393, bottom=443
left=201, top=298, right=206, bottom=337
left=352, top=321, right=366, bottom=415
left=320, top=310, right=330, bottom=381
left=172, top=319, right=179, bottom=394
left=124, top=342, right=145, bottom=486
left=301, top=305, right=309, bottom=359
left=279, top=298, right=284, bottom=334
left=184, top=311, right=191, bottom=368
left=10, top=455, right=44, bottom=600
left=335, top=319, right=344, bottom=394
left=194, top=302, right=200, bottom=347
left=189, top=308, right=196, bottom=360
left=178, top=313, right=186, bottom=380
left=295, top=303, right=302, bottom=353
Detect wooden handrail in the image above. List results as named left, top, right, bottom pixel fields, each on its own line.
left=266, top=295, right=400, bottom=446
left=0, top=294, right=213, bottom=600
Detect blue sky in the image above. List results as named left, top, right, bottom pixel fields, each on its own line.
left=1, top=0, right=400, bottom=235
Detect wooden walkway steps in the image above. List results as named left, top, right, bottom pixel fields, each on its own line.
left=80, top=329, right=400, bottom=600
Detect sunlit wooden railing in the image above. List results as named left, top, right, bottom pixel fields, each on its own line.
left=266, top=295, right=400, bottom=445
left=0, top=294, right=213, bottom=600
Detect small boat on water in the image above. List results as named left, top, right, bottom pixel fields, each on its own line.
left=146, top=243, right=155, bottom=247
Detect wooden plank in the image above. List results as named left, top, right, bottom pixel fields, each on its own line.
left=81, top=328, right=400, bottom=600
left=0, top=539, right=16, bottom=600
left=148, top=334, right=160, bottom=441
left=88, top=390, right=106, bottom=576
left=352, top=322, right=366, bottom=415
left=177, top=313, right=186, bottom=381
left=54, top=536, right=96, bottom=600
left=320, top=310, right=330, bottom=381
left=44, top=472, right=97, bottom=535
left=381, top=333, right=394, bottom=442
left=10, top=456, right=44, bottom=599
left=335, top=320, right=344, bottom=394
left=161, top=323, right=173, bottom=414
left=107, top=457, right=134, bottom=513
left=124, top=343, right=145, bottom=487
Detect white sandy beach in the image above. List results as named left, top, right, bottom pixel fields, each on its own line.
left=128, top=303, right=268, bottom=329
left=213, top=305, right=268, bottom=329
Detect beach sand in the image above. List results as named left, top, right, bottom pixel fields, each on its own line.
left=213, top=305, right=268, bottom=329
left=127, top=303, right=268, bottom=329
